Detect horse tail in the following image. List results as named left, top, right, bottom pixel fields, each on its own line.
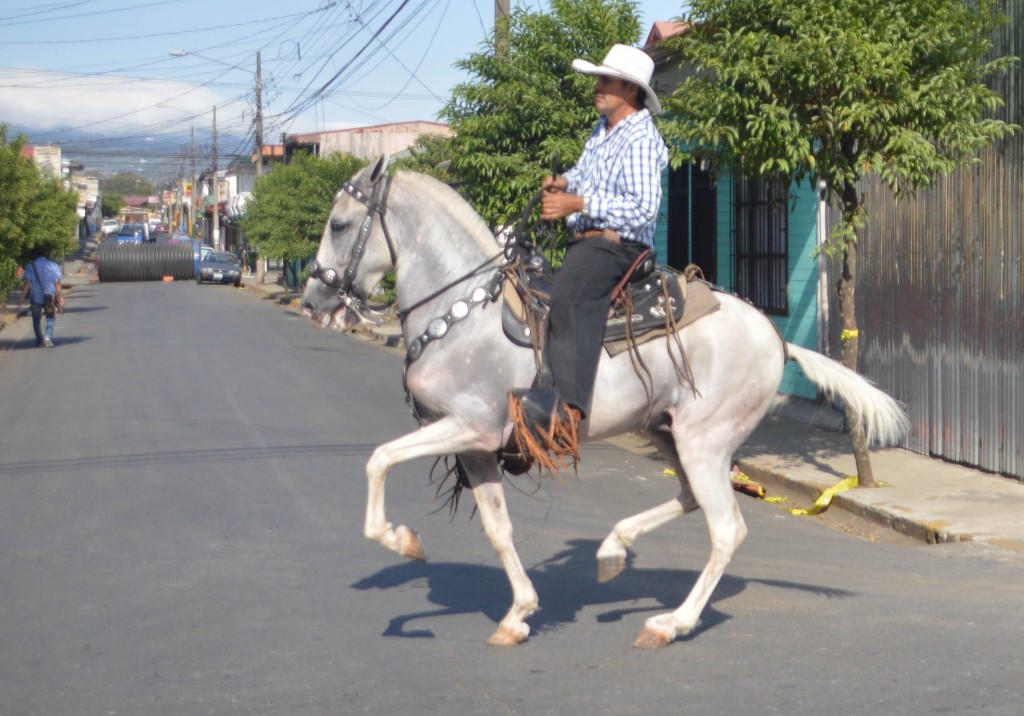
left=786, top=343, right=909, bottom=447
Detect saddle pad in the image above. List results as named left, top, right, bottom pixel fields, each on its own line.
left=502, top=270, right=721, bottom=353
left=603, top=279, right=720, bottom=357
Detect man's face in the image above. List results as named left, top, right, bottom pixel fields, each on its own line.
left=593, top=75, right=636, bottom=118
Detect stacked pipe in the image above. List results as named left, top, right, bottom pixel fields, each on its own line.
left=97, top=243, right=196, bottom=282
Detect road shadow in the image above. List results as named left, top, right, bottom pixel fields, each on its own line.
left=738, top=416, right=855, bottom=478
left=60, top=305, right=107, bottom=314
left=352, top=538, right=855, bottom=641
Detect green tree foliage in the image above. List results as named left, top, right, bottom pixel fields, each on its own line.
left=663, top=0, right=1017, bottom=230
left=241, top=152, right=366, bottom=262
left=393, top=133, right=455, bottom=181
left=660, top=0, right=1018, bottom=484
left=0, top=125, right=79, bottom=297
left=440, top=0, right=643, bottom=234
left=102, top=172, right=153, bottom=197
left=101, top=192, right=124, bottom=217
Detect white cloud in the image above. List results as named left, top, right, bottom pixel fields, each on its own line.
left=0, top=68, right=249, bottom=138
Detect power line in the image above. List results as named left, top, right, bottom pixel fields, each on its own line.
left=2, top=7, right=332, bottom=45
left=0, top=0, right=172, bottom=27
left=0, top=1, right=90, bottom=23
left=279, top=0, right=414, bottom=123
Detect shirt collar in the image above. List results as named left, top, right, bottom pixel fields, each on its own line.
left=597, top=107, right=650, bottom=135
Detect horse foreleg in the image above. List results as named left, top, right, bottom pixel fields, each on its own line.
left=596, top=428, right=700, bottom=582
left=364, top=417, right=486, bottom=561
left=460, top=455, right=538, bottom=646
left=634, top=451, right=746, bottom=649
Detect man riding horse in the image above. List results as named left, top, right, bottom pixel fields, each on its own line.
left=511, top=44, right=669, bottom=443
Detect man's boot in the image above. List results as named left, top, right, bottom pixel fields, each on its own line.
left=507, top=387, right=581, bottom=473
left=510, top=387, right=563, bottom=436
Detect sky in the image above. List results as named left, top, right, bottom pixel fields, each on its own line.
left=0, top=1, right=687, bottom=175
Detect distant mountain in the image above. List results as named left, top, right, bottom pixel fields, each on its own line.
left=7, top=122, right=249, bottom=181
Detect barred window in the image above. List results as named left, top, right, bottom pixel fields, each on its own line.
left=734, top=176, right=788, bottom=315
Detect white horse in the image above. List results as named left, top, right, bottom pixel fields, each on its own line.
left=301, top=157, right=907, bottom=648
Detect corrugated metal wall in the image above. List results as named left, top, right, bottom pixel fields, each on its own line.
left=826, top=1, right=1023, bottom=479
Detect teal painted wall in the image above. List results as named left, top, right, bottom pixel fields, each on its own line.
left=775, top=185, right=820, bottom=399
left=712, top=177, right=820, bottom=399
left=654, top=170, right=669, bottom=261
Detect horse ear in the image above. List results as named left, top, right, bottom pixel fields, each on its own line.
left=370, top=154, right=390, bottom=183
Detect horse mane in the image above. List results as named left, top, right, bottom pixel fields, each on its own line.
left=395, top=170, right=501, bottom=255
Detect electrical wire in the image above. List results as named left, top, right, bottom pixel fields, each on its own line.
left=0, top=0, right=172, bottom=27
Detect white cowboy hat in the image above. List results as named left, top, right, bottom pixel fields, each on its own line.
left=572, top=43, right=662, bottom=114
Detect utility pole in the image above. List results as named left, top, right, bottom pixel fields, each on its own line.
left=495, top=0, right=510, bottom=60
left=254, top=51, right=266, bottom=283
left=255, top=51, right=264, bottom=178
left=190, top=126, right=197, bottom=239
left=211, top=105, right=220, bottom=251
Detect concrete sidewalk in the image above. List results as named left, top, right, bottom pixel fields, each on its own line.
left=9, top=266, right=1019, bottom=556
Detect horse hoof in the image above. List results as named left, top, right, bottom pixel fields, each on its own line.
left=396, top=525, right=426, bottom=561
left=633, top=625, right=673, bottom=649
left=487, top=625, right=527, bottom=647
left=597, top=555, right=626, bottom=583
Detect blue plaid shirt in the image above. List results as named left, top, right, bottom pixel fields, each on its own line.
left=562, top=108, right=668, bottom=247
left=24, top=258, right=62, bottom=305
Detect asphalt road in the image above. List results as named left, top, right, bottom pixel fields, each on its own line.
left=1, top=280, right=1021, bottom=716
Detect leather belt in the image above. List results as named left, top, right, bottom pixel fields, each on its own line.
left=575, top=229, right=620, bottom=242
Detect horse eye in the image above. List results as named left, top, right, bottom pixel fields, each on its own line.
left=330, top=220, right=348, bottom=234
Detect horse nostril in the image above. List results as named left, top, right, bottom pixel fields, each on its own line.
left=301, top=301, right=314, bottom=314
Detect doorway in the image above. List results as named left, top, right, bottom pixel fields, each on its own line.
left=666, top=162, right=716, bottom=284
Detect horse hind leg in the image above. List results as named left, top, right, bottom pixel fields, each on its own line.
left=634, top=447, right=746, bottom=649
left=595, top=428, right=699, bottom=583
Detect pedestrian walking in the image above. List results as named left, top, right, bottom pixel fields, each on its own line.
left=17, top=247, right=64, bottom=348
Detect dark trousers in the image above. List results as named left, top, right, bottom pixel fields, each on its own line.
left=29, top=302, right=55, bottom=346
left=546, top=238, right=648, bottom=416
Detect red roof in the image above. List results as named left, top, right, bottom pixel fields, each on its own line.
left=644, top=20, right=689, bottom=48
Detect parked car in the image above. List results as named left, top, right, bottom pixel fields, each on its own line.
left=196, top=251, right=243, bottom=287
left=101, top=218, right=119, bottom=236
left=116, top=223, right=147, bottom=244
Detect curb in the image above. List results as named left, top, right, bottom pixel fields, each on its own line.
left=737, top=459, right=973, bottom=546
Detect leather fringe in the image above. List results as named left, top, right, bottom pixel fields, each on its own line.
left=507, top=393, right=580, bottom=475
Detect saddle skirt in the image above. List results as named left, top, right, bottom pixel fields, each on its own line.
left=501, top=247, right=721, bottom=354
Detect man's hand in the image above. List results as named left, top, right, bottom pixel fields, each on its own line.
left=542, top=175, right=568, bottom=193
left=541, top=191, right=584, bottom=221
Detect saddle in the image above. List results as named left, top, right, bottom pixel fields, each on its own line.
left=498, top=244, right=722, bottom=476
left=501, top=243, right=721, bottom=355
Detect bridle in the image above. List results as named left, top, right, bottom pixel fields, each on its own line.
left=308, top=166, right=509, bottom=364
left=307, top=171, right=398, bottom=311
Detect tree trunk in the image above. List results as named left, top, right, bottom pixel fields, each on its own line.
left=837, top=179, right=876, bottom=487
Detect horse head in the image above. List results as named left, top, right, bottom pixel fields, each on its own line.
left=302, top=155, right=396, bottom=330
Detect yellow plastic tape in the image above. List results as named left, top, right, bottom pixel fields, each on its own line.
left=840, top=328, right=860, bottom=343
left=787, top=475, right=858, bottom=515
